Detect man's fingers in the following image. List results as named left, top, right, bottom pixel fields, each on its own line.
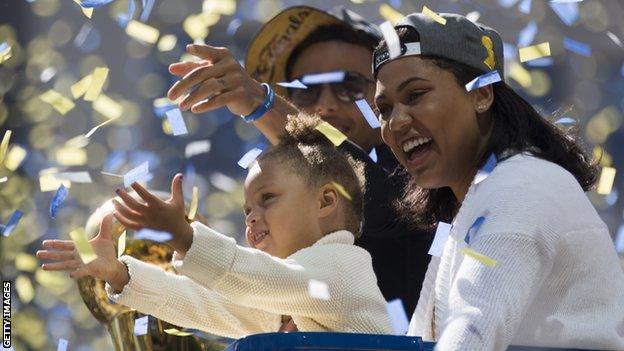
left=112, top=199, right=144, bottom=223
left=179, top=77, right=227, bottom=111
left=42, top=260, right=81, bottom=271
left=115, top=189, right=148, bottom=213
left=187, top=44, right=231, bottom=62
left=36, top=250, right=75, bottom=261
left=167, top=61, right=227, bottom=101
left=113, top=211, right=142, bottom=231
left=42, top=240, right=75, bottom=250
left=168, top=61, right=206, bottom=76
left=191, top=89, right=244, bottom=114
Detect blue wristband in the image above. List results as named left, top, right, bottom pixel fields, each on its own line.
left=242, top=83, right=274, bottom=123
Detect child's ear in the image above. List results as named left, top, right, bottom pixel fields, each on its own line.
left=318, top=184, right=338, bottom=219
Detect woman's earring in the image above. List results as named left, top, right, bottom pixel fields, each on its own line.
left=477, top=104, right=486, bottom=112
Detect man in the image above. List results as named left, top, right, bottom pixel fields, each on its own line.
left=167, top=6, right=432, bottom=317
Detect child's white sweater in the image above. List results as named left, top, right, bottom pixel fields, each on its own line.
left=409, top=153, right=624, bottom=350
left=106, top=224, right=392, bottom=338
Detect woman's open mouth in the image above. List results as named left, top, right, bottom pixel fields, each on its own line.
left=401, top=136, right=434, bottom=168
left=249, top=230, right=269, bottom=248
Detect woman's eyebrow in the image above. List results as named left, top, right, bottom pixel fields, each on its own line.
left=375, top=75, right=429, bottom=102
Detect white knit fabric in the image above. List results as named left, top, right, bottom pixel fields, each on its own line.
left=107, top=225, right=392, bottom=338
left=408, top=153, right=624, bottom=350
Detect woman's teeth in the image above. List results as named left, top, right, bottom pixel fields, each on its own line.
left=402, top=137, right=432, bottom=153
left=252, top=231, right=268, bottom=243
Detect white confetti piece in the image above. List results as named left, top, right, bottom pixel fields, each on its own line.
left=428, top=222, right=452, bottom=257
left=308, top=279, right=330, bottom=300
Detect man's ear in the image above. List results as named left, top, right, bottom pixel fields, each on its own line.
left=472, top=84, right=494, bottom=114
left=318, top=184, right=339, bottom=219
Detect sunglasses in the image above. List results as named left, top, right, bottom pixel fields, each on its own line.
left=287, top=71, right=375, bottom=108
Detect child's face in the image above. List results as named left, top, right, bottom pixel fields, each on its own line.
left=243, top=159, right=324, bottom=259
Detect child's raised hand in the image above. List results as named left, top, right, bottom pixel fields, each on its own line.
left=112, top=173, right=194, bottom=254
left=37, top=213, right=129, bottom=292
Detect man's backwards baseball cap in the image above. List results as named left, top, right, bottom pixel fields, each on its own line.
left=245, top=6, right=381, bottom=96
left=373, top=13, right=505, bottom=79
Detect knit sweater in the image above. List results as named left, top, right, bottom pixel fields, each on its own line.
left=107, top=224, right=392, bottom=338
left=408, top=153, right=624, bottom=350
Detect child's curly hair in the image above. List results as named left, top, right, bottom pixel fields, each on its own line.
left=257, top=113, right=366, bottom=236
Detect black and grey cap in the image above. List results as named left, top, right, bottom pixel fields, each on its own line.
left=373, top=13, right=505, bottom=79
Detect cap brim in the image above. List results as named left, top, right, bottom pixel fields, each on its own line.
left=244, top=6, right=342, bottom=97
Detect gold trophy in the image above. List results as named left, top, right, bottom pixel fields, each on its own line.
left=78, top=191, right=230, bottom=351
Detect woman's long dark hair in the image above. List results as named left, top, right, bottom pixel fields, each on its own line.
left=378, top=27, right=599, bottom=229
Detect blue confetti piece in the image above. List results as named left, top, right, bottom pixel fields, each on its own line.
left=301, top=71, right=345, bottom=85
left=368, top=148, right=378, bottom=163
left=227, top=18, right=243, bottom=37
left=524, top=57, right=554, bottom=67
left=465, top=216, right=486, bottom=245
left=133, top=315, right=149, bottom=335
left=428, top=221, right=452, bottom=257
left=519, top=0, right=532, bottom=14
left=49, top=185, right=69, bottom=219
left=153, top=102, right=176, bottom=119
left=238, top=144, right=266, bottom=169
left=549, top=1, right=579, bottom=26
left=385, top=299, right=409, bottom=335
left=134, top=229, right=172, bottom=242
left=166, top=108, right=188, bottom=136
left=103, top=151, right=126, bottom=173
left=56, top=338, right=68, bottom=351
left=498, top=0, right=520, bottom=7
left=503, top=42, right=517, bottom=60
left=355, top=99, right=381, bottom=129
left=81, top=0, right=115, bottom=8
left=554, top=117, right=576, bottom=125
left=2, top=209, right=24, bottom=237
left=465, top=70, right=501, bottom=92
left=123, top=161, right=150, bottom=188
left=0, top=42, right=9, bottom=53
left=116, top=0, right=136, bottom=28
left=139, top=0, right=155, bottom=22
left=563, top=37, right=592, bottom=57
left=276, top=79, right=307, bottom=89
left=615, top=224, right=624, bottom=253
left=474, top=153, right=497, bottom=184
left=517, top=21, right=537, bottom=47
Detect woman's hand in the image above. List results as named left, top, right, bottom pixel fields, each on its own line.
left=168, top=44, right=266, bottom=115
left=112, top=173, right=194, bottom=254
left=37, top=213, right=130, bottom=292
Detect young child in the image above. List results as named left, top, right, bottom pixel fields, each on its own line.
left=38, top=114, right=392, bottom=338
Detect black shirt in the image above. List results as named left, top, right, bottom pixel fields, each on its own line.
left=339, top=141, right=433, bottom=317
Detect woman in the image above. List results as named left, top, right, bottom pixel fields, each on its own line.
left=373, top=12, right=624, bottom=350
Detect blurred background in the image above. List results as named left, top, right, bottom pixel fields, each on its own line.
left=0, top=0, right=623, bottom=350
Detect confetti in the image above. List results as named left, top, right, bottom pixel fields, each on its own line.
left=134, top=316, right=149, bottom=336
left=157, top=34, right=177, bottom=52
left=428, top=221, right=452, bottom=257
left=237, top=145, right=265, bottom=169
left=379, top=4, right=404, bottom=24
left=139, top=0, right=156, bottom=22
left=461, top=247, right=497, bottom=267
left=301, top=71, right=345, bottom=85
left=123, top=161, right=150, bottom=188
left=386, top=299, right=409, bottom=335
left=0, top=42, right=12, bottom=64
left=4, top=145, right=27, bottom=171
left=380, top=21, right=401, bottom=60
left=226, top=17, right=243, bottom=37
left=615, top=224, right=624, bottom=253
left=16, top=275, right=34, bottom=303
left=355, top=99, right=381, bottom=129
left=315, top=122, right=347, bottom=146
left=165, top=108, right=188, bottom=136
left=49, top=184, right=69, bottom=219
left=277, top=79, right=307, bottom=89
left=126, top=20, right=160, bottom=44
left=473, top=153, right=497, bottom=184
left=368, top=148, right=378, bottom=163
left=466, top=11, right=480, bottom=23
left=518, top=42, right=551, bottom=63
left=134, top=228, right=173, bottom=242
left=117, top=231, right=126, bottom=258
left=554, top=117, right=576, bottom=125
left=85, top=117, right=116, bottom=138
left=71, top=74, right=92, bottom=99
left=203, top=0, right=236, bottom=15
left=56, top=147, right=87, bottom=166
left=465, top=216, right=486, bottom=245
left=188, top=186, right=199, bottom=220
left=84, top=67, right=109, bottom=101
left=331, top=181, right=352, bottom=201
left=56, top=338, right=68, bottom=351
left=307, top=279, right=330, bottom=300
left=39, top=173, right=71, bottom=192
left=80, top=0, right=114, bottom=8
left=116, top=0, right=136, bottom=28
left=548, top=1, right=579, bottom=26
left=164, top=328, right=193, bottom=337
left=563, top=37, right=591, bottom=57
left=185, top=140, right=211, bottom=158
left=0, top=177, right=7, bottom=183
left=53, top=172, right=92, bottom=183
left=518, top=0, right=532, bottom=14
left=0, top=130, right=12, bottom=165
left=606, top=31, right=623, bottom=48
left=2, top=209, right=24, bottom=237
left=93, top=94, right=123, bottom=119
left=465, top=70, right=502, bottom=92
left=39, top=90, right=75, bottom=115
left=596, top=166, right=616, bottom=195
left=69, top=228, right=97, bottom=264
left=422, top=6, right=447, bottom=25
left=517, top=21, right=537, bottom=47
left=508, top=61, right=532, bottom=88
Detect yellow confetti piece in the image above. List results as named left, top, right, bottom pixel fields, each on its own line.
left=4, top=145, right=27, bottom=171
left=93, top=94, right=123, bottom=120
left=71, top=74, right=92, bottom=99
left=596, top=166, right=616, bottom=195
left=15, top=275, right=35, bottom=304
left=203, top=0, right=236, bottom=15
left=460, top=247, right=497, bottom=267
left=126, top=20, right=160, bottom=44
left=164, top=328, right=193, bottom=337
left=422, top=6, right=446, bottom=25
left=40, top=90, right=75, bottom=115
left=0, top=44, right=11, bottom=64
left=15, top=253, right=39, bottom=272
left=157, top=34, right=177, bottom=52
left=64, top=135, right=90, bottom=148
left=508, top=61, right=532, bottom=88
left=39, top=174, right=71, bottom=192
left=518, top=42, right=551, bottom=63
left=117, top=231, right=126, bottom=258
left=84, top=67, right=109, bottom=101
left=69, top=228, right=97, bottom=264
left=73, top=0, right=93, bottom=18
left=379, top=4, right=404, bottom=24
left=188, top=186, right=199, bottom=220
left=183, top=13, right=220, bottom=40
left=315, top=122, right=347, bottom=146
left=0, top=130, right=11, bottom=165
left=331, top=181, right=352, bottom=201
left=55, top=147, right=87, bottom=166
